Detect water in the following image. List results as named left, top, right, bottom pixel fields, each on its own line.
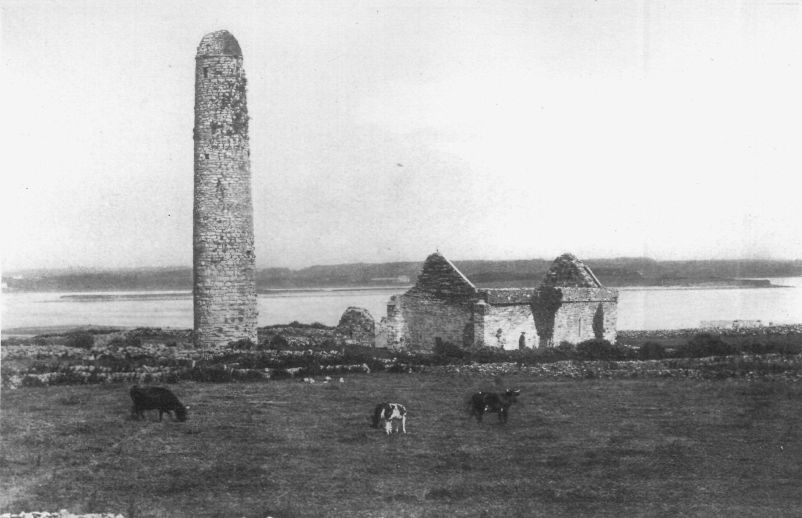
left=2, top=278, right=801, bottom=333
left=0, top=289, right=401, bottom=332
left=616, top=277, right=802, bottom=330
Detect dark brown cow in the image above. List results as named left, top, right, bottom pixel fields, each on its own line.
left=130, top=386, right=188, bottom=422
left=469, top=389, right=520, bottom=423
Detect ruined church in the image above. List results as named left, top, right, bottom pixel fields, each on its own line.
left=383, top=253, right=618, bottom=350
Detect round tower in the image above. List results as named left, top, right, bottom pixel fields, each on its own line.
left=193, top=30, right=257, bottom=348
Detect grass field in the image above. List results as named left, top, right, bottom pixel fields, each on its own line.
left=2, top=374, right=802, bottom=517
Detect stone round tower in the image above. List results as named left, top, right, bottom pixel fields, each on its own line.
left=193, top=30, right=257, bottom=348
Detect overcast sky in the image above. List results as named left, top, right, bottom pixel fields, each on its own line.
left=2, top=0, right=801, bottom=271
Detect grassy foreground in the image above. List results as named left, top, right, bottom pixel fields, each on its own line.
left=2, top=374, right=802, bottom=517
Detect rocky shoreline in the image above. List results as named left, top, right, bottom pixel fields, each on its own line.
left=617, top=324, right=802, bottom=347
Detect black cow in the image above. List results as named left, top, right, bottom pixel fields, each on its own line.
left=469, top=389, right=520, bottom=423
left=130, top=385, right=188, bottom=422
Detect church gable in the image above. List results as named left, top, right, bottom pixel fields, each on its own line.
left=540, top=253, right=603, bottom=288
left=413, top=252, right=478, bottom=300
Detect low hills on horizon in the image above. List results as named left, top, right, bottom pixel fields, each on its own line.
left=3, top=257, right=801, bottom=292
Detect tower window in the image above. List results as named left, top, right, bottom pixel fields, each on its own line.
left=203, top=67, right=209, bottom=79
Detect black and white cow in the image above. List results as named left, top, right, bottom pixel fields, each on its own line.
left=130, top=385, right=189, bottom=422
left=469, top=389, right=520, bottom=424
left=371, top=402, right=407, bottom=435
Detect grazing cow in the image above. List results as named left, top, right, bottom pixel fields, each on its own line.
left=130, top=385, right=188, bottom=422
left=371, top=402, right=407, bottom=435
left=469, top=389, right=520, bottom=424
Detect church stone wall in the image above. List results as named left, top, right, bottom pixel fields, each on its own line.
left=383, top=296, right=408, bottom=349
left=481, top=305, right=540, bottom=349
left=552, top=288, right=618, bottom=345
left=387, top=291, right=474, bottom=351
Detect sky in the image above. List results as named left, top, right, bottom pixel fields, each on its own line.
left=1, top=0, right=801, bottom=271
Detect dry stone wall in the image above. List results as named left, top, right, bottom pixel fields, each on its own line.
left=193, top=30, right=257, bottom=348
left=0, top=513, right=123, bottom=518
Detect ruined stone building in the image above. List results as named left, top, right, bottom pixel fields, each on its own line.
left=193, top=30, right=257, bottom=348
left=383, top=253, right=617, bottom=351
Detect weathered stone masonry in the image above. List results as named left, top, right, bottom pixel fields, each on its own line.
left=384, top=253, right=618, bottom=351
left=384, top=254, right=477, bottom=351
left=193, top=30, right=257, bottom=348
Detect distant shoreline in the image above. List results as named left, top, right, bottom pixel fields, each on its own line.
left=4, top=258, right=800, bottom=294
left=2, top=279, right=793, bottom=297
left=42, top=285, right=412, bottom=301
left=616, top=283, right=791, bottom=291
